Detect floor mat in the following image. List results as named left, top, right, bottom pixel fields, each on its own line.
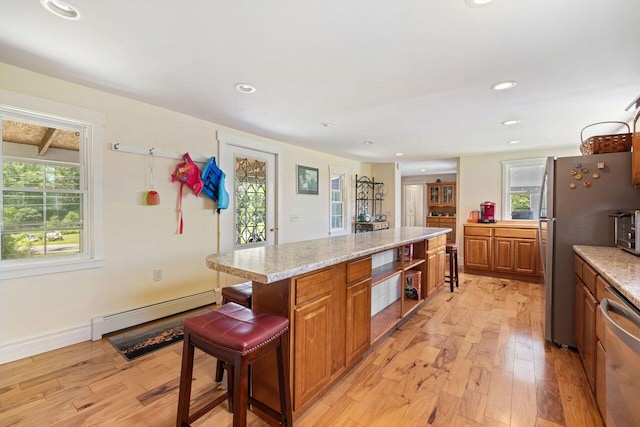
left=107, top=307, right=212, bottom=361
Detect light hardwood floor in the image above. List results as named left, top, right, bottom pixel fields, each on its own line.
left=0, top=273, right=604, bottom=426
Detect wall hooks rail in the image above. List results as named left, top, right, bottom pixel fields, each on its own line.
left=111, top=143, right=209, bottom=163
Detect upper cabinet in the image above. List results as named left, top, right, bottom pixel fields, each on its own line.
left=427, top=182, right=456, bottom=207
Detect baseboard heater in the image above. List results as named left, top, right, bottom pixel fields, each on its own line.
left=91, top=289, right=219, bottom=341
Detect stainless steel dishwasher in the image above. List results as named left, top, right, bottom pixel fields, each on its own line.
left=600, top=295, right=640, bottom=427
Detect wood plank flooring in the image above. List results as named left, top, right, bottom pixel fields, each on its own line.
left=0, top=273, right=604, bottom=426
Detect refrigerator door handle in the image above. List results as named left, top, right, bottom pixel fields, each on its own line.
left=539, top=217, right=556, bottom=222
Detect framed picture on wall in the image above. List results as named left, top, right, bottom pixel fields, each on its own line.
left=297, top=165, right=319, bottom=195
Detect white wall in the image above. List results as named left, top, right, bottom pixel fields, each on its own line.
left=0, top=62, right=367, bottom=361
left=371, top=163, right=400, bottom=228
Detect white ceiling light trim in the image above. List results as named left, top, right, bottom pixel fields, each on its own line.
left=39, top=0, right=80, bottom=20
left=507, top=140, right=521, bottom=144
left=395, top=152, right=403, bottom=156
left=491, top=80, right=518, bottom=91
left=235, top=83, right=256, bottom=94
left=465, top=0, right=495, bottom=8
left=501, top=119, right=521, bottom=125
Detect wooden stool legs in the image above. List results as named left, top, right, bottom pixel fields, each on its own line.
left=446, top=243, right=459, bottom=292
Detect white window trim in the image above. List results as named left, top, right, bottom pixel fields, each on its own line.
left=0, top=89, right=104, bottom=279
left=501, top=157, right=545, bottom=221
left=328, top=165, right=350, bottom=236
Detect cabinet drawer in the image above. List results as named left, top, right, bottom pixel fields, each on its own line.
left=427, top=234, right=447, bottom=249
left=494, top=228, right=537, bottom=239
left=347, top=257, right=371, bottom=284
left=596, top=276, right=608, bottom=302
left=295, top=268, right=334, bottom=306
left=464, top=226, right=492, bottom=237
left=582, top=262, right=597, bottom=295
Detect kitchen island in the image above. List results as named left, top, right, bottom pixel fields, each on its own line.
left=206, top=226, right=450, bottom=418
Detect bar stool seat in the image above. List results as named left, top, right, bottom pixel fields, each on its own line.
left=222, top=282, right=253, bottom=307
left=176, top=302, right=292, bottom=427
left=216, top=283, right=253, bottom=382
left=445, top=243, right=459, bottom=292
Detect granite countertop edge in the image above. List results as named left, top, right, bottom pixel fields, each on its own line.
left=207, top=227, right=450, bottom=284
left=573, top=245, right=640, bottom=310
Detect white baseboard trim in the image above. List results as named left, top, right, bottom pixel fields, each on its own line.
left=0, top=289, right=220, bottom=366
left=91, top=289, right=219, bottom=341
left=0, top=324, right=91, bottom=365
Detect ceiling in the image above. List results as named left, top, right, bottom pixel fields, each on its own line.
left=0, top=1, right=638, bottom=176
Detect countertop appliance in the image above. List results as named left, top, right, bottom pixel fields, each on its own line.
left=610, top=209, right=640, bottom=255
left=539, top=151, right=640, bottom=347
left=479, top=201, right=496, bottom=223
left=600, top=293, right=640, bottom=426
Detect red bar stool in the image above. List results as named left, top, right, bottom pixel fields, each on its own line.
left=176, top=302, right=292, bottom=427
left=445, top=243, right=459, bottom=292
left=216, top=283, right=253, bottom=382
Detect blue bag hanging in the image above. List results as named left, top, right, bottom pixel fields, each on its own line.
left=201, top=157, right=229, bottom=213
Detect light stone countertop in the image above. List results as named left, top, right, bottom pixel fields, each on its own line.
left=206, top=226, right=450, bottom=284
left=573, top=245, right=640, bottom=310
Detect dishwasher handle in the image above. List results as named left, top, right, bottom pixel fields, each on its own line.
left=600, top=298, right=640, bottom=353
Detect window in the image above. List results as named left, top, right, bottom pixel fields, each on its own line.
left=502, top=158, right=545, bottom=221
left=0, top=94, right=103, bottom=279
left=329, top=166, right=349, bottom=235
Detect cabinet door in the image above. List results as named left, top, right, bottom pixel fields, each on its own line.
left=346, top=279, right=371, bottom=365
left=294, top=294, right=332, bottom=408
left=464, top=236, right=492, bottom=270
left=583, top=285, right=597, bottom=392
left=426, top=249, right=438, bottom=296
left=494, top=237, right=515, bottom=272
left=441, top=184, right=455, bottom=206
left=428, top=185, right=441, bottom=205
left=574, top=277, right=584, bottom=355
left=514, top=239, right=537, bottom=274
left=436, top=246, right=446, bottom=289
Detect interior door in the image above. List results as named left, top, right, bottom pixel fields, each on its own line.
left=218, top=134, right=278, bottom=252
left=403, top=185, right=417, bottom=226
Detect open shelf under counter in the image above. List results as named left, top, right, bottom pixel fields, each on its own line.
left=371, top=299, right=401, bottom=344
left=402, top=295, right=422, bottom=317
left=371, top=261, right=402, bottom=286
left=403, top=258, right=425, bottom=271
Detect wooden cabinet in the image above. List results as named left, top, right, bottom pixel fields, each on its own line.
left=427, top=217, right=456, bottom=244
left=464, top=227, right=492, bottom=271
left=425, top=234, right=446, bottom=294
left=427, top=182, right=456, bottom=207
left=345, top=258, right=371, bottom=365
left=493, top=228, right=537, bottom=275
left=574, top=253, right=617, bottom=421
left=464, top=224, right=541, bottom=280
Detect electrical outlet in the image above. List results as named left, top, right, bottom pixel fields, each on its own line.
left=153, top=269, right=163, bottom=282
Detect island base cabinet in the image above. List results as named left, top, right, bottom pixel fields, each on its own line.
left=294, top=294, right=332, bottom=408
left=346, top=279, right=371, bottom=365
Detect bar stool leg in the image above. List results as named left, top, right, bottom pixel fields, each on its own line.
left=276, top=339, right=293, bottom=425
left=232, top=355, right=249, bottom=427
left=454, top=251, right=459, bottom=288
left=449, top=252, right=454, bottom=292
left=176, top=332, right=195, bottom=427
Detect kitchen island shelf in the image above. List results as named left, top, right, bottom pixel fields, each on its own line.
left=370, top=299, right=401, bottom=344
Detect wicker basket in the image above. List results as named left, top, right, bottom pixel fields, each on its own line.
left=580, top=121, right=632, bottom=155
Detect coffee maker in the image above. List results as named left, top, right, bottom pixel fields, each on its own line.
left=480, top=201, right=496, bottom=223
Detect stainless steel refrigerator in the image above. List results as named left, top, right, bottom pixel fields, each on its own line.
left=539, top=151, right=640, bottom=348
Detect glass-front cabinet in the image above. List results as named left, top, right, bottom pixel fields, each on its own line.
left=427, top=182, right=455, bottom=207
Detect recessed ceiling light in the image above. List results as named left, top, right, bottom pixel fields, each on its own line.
left=363, top=141, right=374, bottom=145
left=491, top=80, right=518, bottom=91
left=465, top=0, right=495, bottom=7
left=501, top=120, right=521, bottom=125
left=420, top=169, right=426, bottom=172
left=507, top=140, right=521, bottom=144
left=395, top=152, right=403, bottom=156
left=40, top=0, right=80, bottom=20
left=235, top=83, right=256, bottom=94
left=320, top=122, right=333, bottom=127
